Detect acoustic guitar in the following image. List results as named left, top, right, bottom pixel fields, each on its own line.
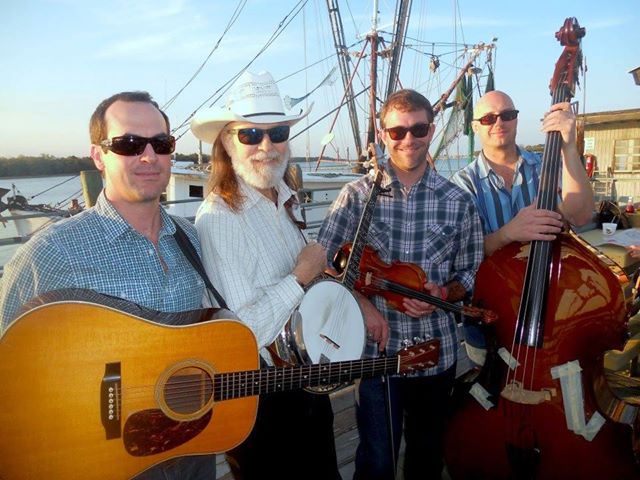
left=0, top=300, right=439, bottom=479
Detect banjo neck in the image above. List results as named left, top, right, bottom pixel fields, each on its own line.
left=342, top=144, right=388, bottom=291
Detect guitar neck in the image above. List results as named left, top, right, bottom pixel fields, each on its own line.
left=214, top=356, right=398, bottom=400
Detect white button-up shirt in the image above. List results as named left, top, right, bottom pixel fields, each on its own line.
left=195, top=178, right=305, bottom=362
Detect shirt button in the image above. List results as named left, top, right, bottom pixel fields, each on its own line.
left=148, top=248, right=154, bottom=255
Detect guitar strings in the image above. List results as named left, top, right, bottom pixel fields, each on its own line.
left=121, top=356, right=407, bottom=403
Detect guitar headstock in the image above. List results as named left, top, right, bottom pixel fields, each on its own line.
left=397, top=339, right=440, bottom=374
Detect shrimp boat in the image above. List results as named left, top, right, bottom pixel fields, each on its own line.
left=0, top=185, right=81, bottom=239
left=164, top=0, right=497, bottom=236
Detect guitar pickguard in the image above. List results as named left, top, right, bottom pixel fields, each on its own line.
left=123, top=409, right=212, bottom=456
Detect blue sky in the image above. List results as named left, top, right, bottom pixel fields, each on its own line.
left=0, top=0, right=638, bottom=159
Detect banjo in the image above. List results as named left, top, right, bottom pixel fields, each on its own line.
left=270, top=145, right=389, bottom=384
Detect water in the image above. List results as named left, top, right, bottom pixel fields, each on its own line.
left=0, top=175, right=83, bottom=267
left=0, top=158, right=471, bottom=269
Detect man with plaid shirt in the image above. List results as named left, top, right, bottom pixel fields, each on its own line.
left=318, top=89, right=483, bottom=480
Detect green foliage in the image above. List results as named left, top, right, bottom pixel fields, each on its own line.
left=0, top=153, right=212, bottom=177
left=0, top=155, right=96, bottom=177
left=523, top=144, right=544, bottom=153
left=174, top=152, right=210, bottom=163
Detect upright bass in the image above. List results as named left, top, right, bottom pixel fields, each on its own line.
left=444, top=18, right=640, bottom=479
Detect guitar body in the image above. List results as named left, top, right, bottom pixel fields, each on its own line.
left=0, top=301, right=259, bottom=480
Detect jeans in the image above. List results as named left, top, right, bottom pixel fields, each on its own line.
left=226, top=389, right=341, bottom=480
left=353, top=366, right=456, bottom=480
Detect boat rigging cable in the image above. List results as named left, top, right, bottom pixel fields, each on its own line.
left=27, top=175, right=79, bottom=201
left=171, top=0, right=310, bottom=142
left=162, top=0, right=248, bottom=111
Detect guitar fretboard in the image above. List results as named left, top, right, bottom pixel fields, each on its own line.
left=213, top=356, right=399, bottom=401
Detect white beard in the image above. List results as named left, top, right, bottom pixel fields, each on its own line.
left=231, top=148, right=289, bottom=189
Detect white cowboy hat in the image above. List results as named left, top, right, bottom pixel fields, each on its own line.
left=190, top=70, right=312, bottom=144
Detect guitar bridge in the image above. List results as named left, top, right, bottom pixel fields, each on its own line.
left=101, top=362, right=121, bottom=439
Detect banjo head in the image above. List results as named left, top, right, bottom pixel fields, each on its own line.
left=292, top=279, right=366, bottom=365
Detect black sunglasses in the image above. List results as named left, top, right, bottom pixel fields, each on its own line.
left=474, top=109, right=519, bottom=126
left=384, top=123, right=431, bottom=141
left=227, top=125, right=291, bottom=145
left=100, top=134, right=175, bottom=156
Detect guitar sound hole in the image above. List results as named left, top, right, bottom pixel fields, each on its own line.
left=164, top=367, right=214, bottom=415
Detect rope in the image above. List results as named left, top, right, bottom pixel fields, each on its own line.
left=28, top=175, right=79, bottom=200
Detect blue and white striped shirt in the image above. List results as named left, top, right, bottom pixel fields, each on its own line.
left=0, top=192, right=205, bottom=331
left=317, top=165, right=484, bottom=375
left=450, top=148, right=542, bottom=234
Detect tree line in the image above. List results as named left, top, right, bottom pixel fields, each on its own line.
left=0, top=154, right=205, bottom=177
left=1, top=148, right=545, bottom=178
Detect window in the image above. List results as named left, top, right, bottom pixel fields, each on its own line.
left=614, top=139, right=640, bottom=171
left=188, top=185, right=204, bottom=198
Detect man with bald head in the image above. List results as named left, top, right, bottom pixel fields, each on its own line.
left=451, top=90, right=593, bottom=257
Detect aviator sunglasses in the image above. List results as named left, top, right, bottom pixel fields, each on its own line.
left=474, top=109, right=519, bottom=126
left=384, top=123, right=431, bottom=141
left=100, top=134, right=176, bottom=156
left=227, top=125, right=291, bottom=145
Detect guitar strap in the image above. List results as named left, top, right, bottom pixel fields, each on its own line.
left=171, top=218, right=229, bottom=310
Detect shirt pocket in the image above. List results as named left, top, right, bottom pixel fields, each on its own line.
left=366, top=221, right=390, bottom=257
left=423, top=224, right=458, bottom=265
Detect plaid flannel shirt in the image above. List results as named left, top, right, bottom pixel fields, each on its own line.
left=317, top=165, right=484, bottom=375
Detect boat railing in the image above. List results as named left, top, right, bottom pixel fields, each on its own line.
left=1, top=185, right=343, bottom=277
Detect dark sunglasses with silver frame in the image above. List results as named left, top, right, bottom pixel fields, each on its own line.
left=383, top=123, right=431, bottom=141
left=474, top=109, right=519, bottom=126
left=100, top=134, right=176, bottom=156
left=227, top=125, right=291, bottom=146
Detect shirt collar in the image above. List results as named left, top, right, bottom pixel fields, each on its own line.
left=238, top=176, right=296, bottom=210
left=384, top=162, right=437, bottom=190
left=477, top=146, right=528, bottom=180
left=93, top=191, right=174, bottom=244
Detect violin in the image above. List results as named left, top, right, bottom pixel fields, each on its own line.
left=333, top=242, right=497, bottom=324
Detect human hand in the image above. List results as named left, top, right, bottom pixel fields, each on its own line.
left=292, top=241, right=327, bottom=286
left=541, top=101, right=576, bottom=146
left=501, top=202, right=563, bottom=243
left=627, top=245, right=640, bottom=259
left=356, top=293, right=390, bottom=352
left=402, top=281, right=442, bottom=318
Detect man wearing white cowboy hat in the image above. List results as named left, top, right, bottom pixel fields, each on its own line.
left=192, top=71, right=341, bottom=480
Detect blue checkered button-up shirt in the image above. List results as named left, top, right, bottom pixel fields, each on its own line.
left=450, top=148, right=542, bottom=234
left=0, top=192, right=205, bottom=332
left=317, top=165, right=484, bottom=375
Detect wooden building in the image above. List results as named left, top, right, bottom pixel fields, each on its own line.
left=578, top=108, right=640, bottom=201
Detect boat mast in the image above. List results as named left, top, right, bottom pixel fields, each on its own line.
left=326, top=0, right=364, bottom=159
left=384, top=0, right=412, bottom=101
left=366, top=0, right=380, bottom=148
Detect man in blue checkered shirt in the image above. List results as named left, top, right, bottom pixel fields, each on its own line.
left=0, top=92, right=214, bottom=479
left=317, top=89, right=484, bottom=480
